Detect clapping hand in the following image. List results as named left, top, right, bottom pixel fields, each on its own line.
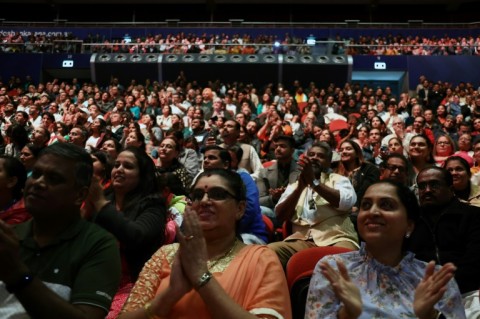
left=175, top=207, right=209, bottom=286
left=414, top=261, right=456, bottom=319
left=320, top=259, right=362, bottom=319
left=298, top=156, right=320, bottom=187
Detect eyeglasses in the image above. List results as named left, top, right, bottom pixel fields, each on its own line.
left=417, top=180, right=444, bottom=191
left=384, top=164, right=406, bottom=173
left=437, top=141, right=451, bottom=145
left=189, top=187, right=238, bottom=202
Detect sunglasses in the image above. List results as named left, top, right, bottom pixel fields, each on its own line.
left=189, top=187, right=238, bottom=202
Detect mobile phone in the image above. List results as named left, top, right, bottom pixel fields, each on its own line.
left=380, top=145, right=389, bottom=154
left=209, top=128, right=218, bottom=138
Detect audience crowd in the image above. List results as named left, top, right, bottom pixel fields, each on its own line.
left=1, top=73, right=480, bottom=318
left=3, top=30, right=480, bottom=56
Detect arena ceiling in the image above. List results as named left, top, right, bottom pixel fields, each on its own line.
left=2, top=0, right=479, bottom=23
left=2, top=0, right=475, bottom=3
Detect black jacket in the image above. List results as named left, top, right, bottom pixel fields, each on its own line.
left=408, top=198, right=480, bottom=294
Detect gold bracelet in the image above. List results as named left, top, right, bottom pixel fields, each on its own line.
left=144, top=301, right=158, bottom=319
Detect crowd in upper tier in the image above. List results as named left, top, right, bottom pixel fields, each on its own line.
left=2, top=30, right=480, bottom=55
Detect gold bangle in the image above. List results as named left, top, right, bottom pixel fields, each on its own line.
left=144, top=301, right=158, bottom=319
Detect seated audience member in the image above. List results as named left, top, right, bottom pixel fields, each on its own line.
left=100, top=138, right=123, bottom=161
left=268, top=142, right=359, bottom=269
left=410, top=167, right=480, bottom=295
left=85, top=118, right=108, bottom=152
left=4, top=124, right=30, bottom=159
left=444, top=155, right=480, bottom=207
left=408, top=134, right=435, bottom=186
left=454, top=133, right=474, bottom=164
left=0, top=143, right=121, bottom=319
left=124, top=127, right=146, bottom=151
left=165, top=129, right=200, bottom=181
left=19, top=142, right=44, bottom=177
left=258, top=135, right=300, bottom=227
left=227, top=145, right=269, bottom=244
left=380, top=153, right=410, bottom=185
left=68, top=125, right=88, bottom=148
left=30, top=125, right=50, bottom=148
left=386, top=136, right=405, bottom=157
left=85, top=146, right=167, bottom=319
left=191, top=118, right=210, bottom=151
left=90, top=150, right=113, bottom=190
left=139, top=113, right=162, bottom=155
left=202, top=145, right=267, bottom=244
left=381, top=117, right=414, bottom=150
left=155, top=136, right=192, bottom=192
left=118, top=169, right=291, bottom=319
left=433, top=134, right=456, bottom=167
left=0, top=155, right=30, bottom=225
left=219, top=120, right=264, bottom=182
left=335, top=139, right=380, bottom=209
left=109, top=112, right=125, bottom=142
left=156, top=171, right=189, bottom=244
left=305, top=181, right=465, bottom=319
left=471, top=138, right=480, bottom=185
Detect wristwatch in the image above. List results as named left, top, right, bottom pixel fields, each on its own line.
left=196, top=271, right=213, bottom=289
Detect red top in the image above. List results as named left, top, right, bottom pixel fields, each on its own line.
left=0, top=198, right=31, bottom=225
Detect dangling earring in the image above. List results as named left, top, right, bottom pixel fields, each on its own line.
left=405, top=233, right=411, bottom=238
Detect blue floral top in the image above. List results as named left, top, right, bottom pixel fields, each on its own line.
left=305, top=243, right=466, bottom=319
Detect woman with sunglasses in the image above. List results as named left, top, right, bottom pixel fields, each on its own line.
left=119, top=169, right=291, bottom=319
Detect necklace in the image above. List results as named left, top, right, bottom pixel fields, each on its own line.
left=207, top=239, right=238, bottom=271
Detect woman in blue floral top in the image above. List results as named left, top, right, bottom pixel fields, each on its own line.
left=305, top=180, right=466, bottom=319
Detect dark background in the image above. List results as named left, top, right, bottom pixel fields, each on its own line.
left=2, top=0, right=480, bottom=24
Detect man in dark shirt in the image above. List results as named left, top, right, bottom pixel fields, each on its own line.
left=0, top=143, right=121, bottom=319
left=259, top=135, right=299, bottom=218
left=409, top=167, right=480, bottom=295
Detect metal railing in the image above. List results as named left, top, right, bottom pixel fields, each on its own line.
left=1, top=40, right=480, bottom=56
left=2, top=19, right=480, bottom=29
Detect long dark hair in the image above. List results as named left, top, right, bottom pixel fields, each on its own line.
left=113, top=146, right=160, bottom=211
left=361, top=180, right=419, bottom=251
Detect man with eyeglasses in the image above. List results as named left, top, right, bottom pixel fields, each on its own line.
left=380, top=153, right=409, bottom=185
left=409, top=166, right=480, bottom=296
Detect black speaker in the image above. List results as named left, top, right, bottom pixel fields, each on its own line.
left=161, top=53, right=280, bottom=89
left=90, top=53, right=161, bottom=86
left=280, top=54, right=352, bottom=89
left=90, top=53, right=352, bottom=89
